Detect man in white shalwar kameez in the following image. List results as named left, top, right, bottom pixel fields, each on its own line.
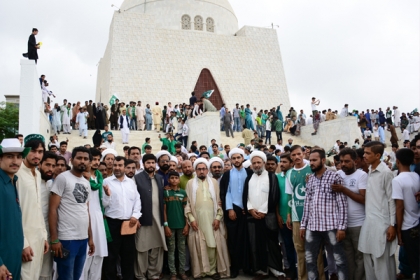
left=393, top=106, right=401, bottom=127
left=39, top=151, right=58, bottom=280
left=136, top=102, right=145, bottom=131
left=76, top=107, right=89, bottom=138
left=17, top=134, right=49, bottom=280
left=358, top=141, right=397, bottom=280
left=81, top=149, right=108, bottom=280
left=51, top=104, right=61, bottom=135
left=62, top=103, right=72, bottom=134
left=119, top=109, right=130, bottom=144
left=185, top=158, right=230, bottom=279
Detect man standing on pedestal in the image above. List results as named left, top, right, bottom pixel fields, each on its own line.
left=24, top=28, right=40, bottom=63
left=134, top=154, right=167, bottom=280
left=17, top=134, right=49, bottom=280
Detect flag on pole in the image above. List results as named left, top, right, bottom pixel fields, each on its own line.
left=109, top=94, right=118, bottom=106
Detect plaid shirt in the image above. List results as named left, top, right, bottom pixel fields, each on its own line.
left=300, top=170, right=348, bottom=231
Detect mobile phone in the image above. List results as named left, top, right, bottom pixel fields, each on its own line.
left=61, top=247, right=70, bottom=259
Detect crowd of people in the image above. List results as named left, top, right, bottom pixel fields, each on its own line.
left=1, top=105, right=420, bottom=280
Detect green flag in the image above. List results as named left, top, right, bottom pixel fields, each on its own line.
left=109, top=95, right=118, bottom=106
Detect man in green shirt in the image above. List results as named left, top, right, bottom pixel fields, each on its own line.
left=276, top=152, right=296, bottom=279
left=0, top=138, right=30, bottom=280
left=274, top=117, right=283, bottom=143
left=239, top=105, right=246, bottom=127
left=129, top=101, right=137, bottom=130
left=142, top=138, right=151, bottom=153
left=179, top=160, right=194, bottom=190
left=285, top=145, right=325, bottom=279
left=159, top=133, right=175, bottom=155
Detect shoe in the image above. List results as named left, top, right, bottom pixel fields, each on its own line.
left=329, top=273, right=338, bottom=280
left=210, top=273, right=221, bottom=280
left=252, top=274, right=269, bottom=280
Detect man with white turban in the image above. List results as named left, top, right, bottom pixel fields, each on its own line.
left=185, top=159, right=230, bottom=279
left=209, top=157, right=224, bottom=183
left=219, top=148, right=252, bottom=278
left=169, top=156, right=178, bottom=172
left=101, top=149, right=118, bottom=177
left=156, top=150, right=171, bottom=186
left=242, top=151, right=286, bottom=279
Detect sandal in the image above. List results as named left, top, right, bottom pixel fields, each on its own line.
left=170, top=274, right=177, bottom=280
left=396, top=273, right=411, bottom=280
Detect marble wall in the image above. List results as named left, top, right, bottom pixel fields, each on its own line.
left=18, top=60, right=51, bottom=142
left=96, top=11, right=290, bottom=113
left=300, top=117, right=361, bottom=151
left=186, top=112, right=221, bottom=148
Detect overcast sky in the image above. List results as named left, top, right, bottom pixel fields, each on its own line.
left=1, top=0, right=418, bottom=114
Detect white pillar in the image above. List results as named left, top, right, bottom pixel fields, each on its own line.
left=18, top=59, right=51, bottom=141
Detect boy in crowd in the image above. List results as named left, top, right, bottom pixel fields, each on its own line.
left=164, top=171, right=189, bottom=280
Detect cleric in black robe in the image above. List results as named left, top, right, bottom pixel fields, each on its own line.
left=94, top=102, right=105, bottom=129
left=219, top=148, right=252, bottom=278
left=25, top=28, right=39, bottom=63
left=242, top=151, right=285, bottom=280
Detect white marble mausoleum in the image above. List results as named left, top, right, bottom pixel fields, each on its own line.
left=96, top=0, right=291, bottom=111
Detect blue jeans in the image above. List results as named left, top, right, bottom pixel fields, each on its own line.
left=234, top=117, right=241, bottom=132
left=257, top=125, right=264, bottom=138
left=130, top=117, right=137, bottom=130
left=54, top=239, right=88, bottom=280
left=305, top=230, right=347, bottom=280
left=182, top=136, right=188, bottom=147
left=265, top=131, right=271, bottom=144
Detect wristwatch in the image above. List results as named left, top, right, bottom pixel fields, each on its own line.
left=164, top=222, right=168, bottom=227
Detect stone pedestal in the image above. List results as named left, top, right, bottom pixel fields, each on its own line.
left=18, top=60, right=51, bottom=142
left=186, top=112, right=221, bottom=148
left=300, top=117, right=361, bottom=151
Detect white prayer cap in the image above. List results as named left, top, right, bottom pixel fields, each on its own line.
left=156, top=150, right=171, bottom=161
left=249, top=151, right=267, bottom=163
left=101, top=149, right=118, bottom=161
left=193, top=158, right=210, bottom=170
left=188, top=153, right=197, bottom=159
left=170, top=156, right=178, bottom=165
left=99, top=144, right=107, bottom=149
left=209, top=157, right=224, bottom=169
left=243, top=160, right=252, bottom=168
left=229, top=148, right=244, bottom=159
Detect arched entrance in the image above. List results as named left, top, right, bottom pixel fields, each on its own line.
left=193, top=69, right=224, bottom=110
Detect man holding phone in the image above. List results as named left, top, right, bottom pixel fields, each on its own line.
left=49, top=147, right=95, bottom=279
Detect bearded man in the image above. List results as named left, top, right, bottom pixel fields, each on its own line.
left=39, top=152, right=58, bottom=280
left=242, top=151, right=286, bottom=280
left=185, top=159, right=230, bottom=279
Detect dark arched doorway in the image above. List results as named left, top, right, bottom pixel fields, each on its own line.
left=193, top=69, right=224, bottom=110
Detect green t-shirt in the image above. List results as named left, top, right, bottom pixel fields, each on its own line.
left=211, top=153, right=224, bottom=160
left=239, top=110, right=245, bottom=119
left=276, top=172, right=291, bottom=222
left=179, top=174, right=193, bottom=190
left=164, top=188, right=187, bottom=229
left=285, top=164, right=312, bottom=222
left=274, top=120, right=283, bottom=132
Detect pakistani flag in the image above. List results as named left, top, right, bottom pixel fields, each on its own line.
left=109, top=95, right=118, bottom=106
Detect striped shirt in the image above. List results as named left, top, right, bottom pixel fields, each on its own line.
left=300, top=170, right=348, bottom=231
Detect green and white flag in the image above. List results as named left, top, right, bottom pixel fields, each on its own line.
left=109, top=94, right=118, bottom=106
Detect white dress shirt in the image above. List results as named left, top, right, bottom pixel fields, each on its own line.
left=247, top=170, right=269, bottom=214
left=103, top=175, right=142, bottom=220
left=104, top=141, right=116, bottom=150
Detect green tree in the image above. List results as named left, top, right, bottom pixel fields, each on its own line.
left=0, top=102, right=19, bottom=141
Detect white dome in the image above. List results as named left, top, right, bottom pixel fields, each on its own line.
left=120, top=0, right=238, bottom=35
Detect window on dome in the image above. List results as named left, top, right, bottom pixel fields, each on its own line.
left=206, top=17, right=214, bottom=32
left=194, top=16, right=203, bottom=31
left=182, top=15, right=191, bottom=30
